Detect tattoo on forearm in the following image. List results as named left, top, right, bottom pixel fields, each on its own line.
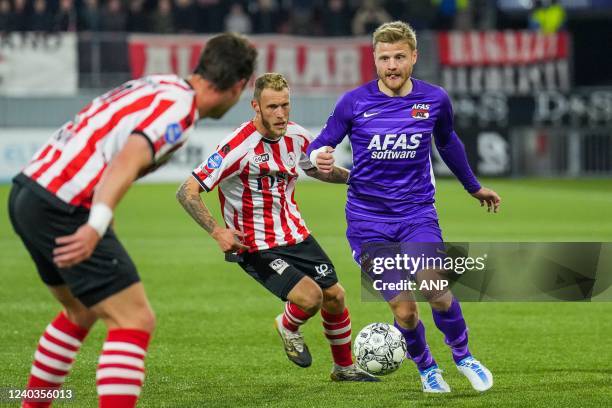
left=306, top=166, right=349, bottom=184
left=327, top=166, right=350, bottom=183
left=176, top=181, right=218, bottom=234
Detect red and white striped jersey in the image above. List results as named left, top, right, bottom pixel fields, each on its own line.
left=21, top=75, right=198, bottom=208
left=191, top=121, right=316, bottom=252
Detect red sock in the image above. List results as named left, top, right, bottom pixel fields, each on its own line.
left=22, top=312, right=89, bottom=408
left=321, top=308, right=353, bottom=367
left=281, top=302, right=312, bottom=332
left=97, top=329, right=151, bottom=408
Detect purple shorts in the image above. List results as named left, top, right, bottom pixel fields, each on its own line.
left=346, top=207, right=445, bottom=301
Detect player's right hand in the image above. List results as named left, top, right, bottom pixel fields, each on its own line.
left=53, top=224, right=101, bottom=268
left=315, top=146, right=335, bottom=173
left=211, top=227, right=249, bottom=253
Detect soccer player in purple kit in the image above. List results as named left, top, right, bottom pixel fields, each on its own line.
left=307, top=21, right=501, bottom=393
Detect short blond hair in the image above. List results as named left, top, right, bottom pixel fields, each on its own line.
left=253, top=73, right=289, bottom=100
left=372, top=21, right=417, bottom=50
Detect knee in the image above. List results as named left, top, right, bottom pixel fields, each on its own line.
left=300, top=286, right=323, bottom=315
left=429, top=294, right=453, bottom=312
left=393, top=305, right=419, bottom=329
left=64, top=307, right=97, bottom=330
left=323, top=284, right=345, bottom=313
left=136, top=308, right=156, bottom=334
left=98, top=305, right=156, bottom=333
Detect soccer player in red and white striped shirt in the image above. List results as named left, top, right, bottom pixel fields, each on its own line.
left=8, top=33, right=256, bottom=407
left=177, top=73, right=377, bottom=382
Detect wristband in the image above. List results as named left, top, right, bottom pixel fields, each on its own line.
left=309, top=146, right=328, bottom=169
left=87, top=203, right=113, bottom=237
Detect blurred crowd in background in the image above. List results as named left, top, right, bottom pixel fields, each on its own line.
left=0, top=0, right=569, bottom=35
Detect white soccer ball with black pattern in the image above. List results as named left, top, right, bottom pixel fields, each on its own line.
left=353, top=323, right=407, bottom=375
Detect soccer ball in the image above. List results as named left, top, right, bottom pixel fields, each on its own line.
left=353, top=323, right=407, bottom=375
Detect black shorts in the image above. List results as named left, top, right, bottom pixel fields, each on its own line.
left=237, top=235, right=338, bottom=301
left=8, top=179, right=140, bottom=307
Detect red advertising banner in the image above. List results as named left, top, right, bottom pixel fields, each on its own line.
left=437, top=31, right=571, bottom=95
left=128, top=35, right=375, bottom=93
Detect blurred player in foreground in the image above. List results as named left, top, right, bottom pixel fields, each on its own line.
left=8, top=33, right=256, bottom=407
left=307, top=22, right=501, bottom=393
left=176, top=73, right=377, bottom=382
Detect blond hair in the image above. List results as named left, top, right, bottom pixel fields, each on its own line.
left=372, top=21, right=417, bottom=50
left=253, top=73, right=289, bottom=100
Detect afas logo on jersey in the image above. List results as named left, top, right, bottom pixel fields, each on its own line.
left=252, top=153, right=270, bottom=164
left=411, top=103, right=430, bottom=119
left=164, top=123, right=182, bottom=144
left=207, top=152, right=223, bottom=169
left=367, top=133, right=423, bottom=160
left=367, top=133, right=423, bottom=150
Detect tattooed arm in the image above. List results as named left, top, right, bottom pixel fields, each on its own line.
left=176, top=177, right=248, bottom=252
left=304, top=165, right=350, bottom=184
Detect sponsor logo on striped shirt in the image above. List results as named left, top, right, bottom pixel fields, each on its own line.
left=207, top=152, right=223, bottom=169
left=164, top=123, right=182, bottom=144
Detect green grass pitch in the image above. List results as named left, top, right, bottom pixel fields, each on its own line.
left=1, top=178, right=611, bottom=407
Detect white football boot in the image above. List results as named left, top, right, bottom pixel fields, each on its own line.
left=419, top=365, right=451, bottom=393
left=456, top=356, right=493, bottom=392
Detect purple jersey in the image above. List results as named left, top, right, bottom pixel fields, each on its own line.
left=307, top=78, right=481, bottom=221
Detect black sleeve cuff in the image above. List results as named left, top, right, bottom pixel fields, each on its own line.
left=131, top=131, right=156, bottom=165
left=191, top=172, right=211, bottom=192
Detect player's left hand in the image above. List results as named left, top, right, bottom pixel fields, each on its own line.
left=53, top=224, right=101, bottom=268
left=471, top=187, right=501, bottom=213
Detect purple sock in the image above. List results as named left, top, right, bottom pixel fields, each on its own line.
left=432, top=298, right=471, bottom=364
left=394, top=320, right=436, bottom=372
